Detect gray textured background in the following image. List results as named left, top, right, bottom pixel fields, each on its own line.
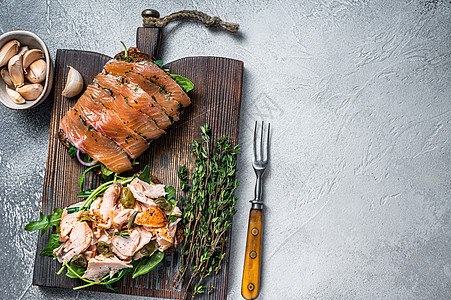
left=1, top=0, right=450, bottom=299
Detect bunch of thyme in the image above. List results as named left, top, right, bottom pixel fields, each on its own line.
left=175, top=124, right=240, bottom=297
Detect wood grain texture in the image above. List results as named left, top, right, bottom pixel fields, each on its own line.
left=137, top=27, right=162, bottom=59
left=241, top=209, right=263, bottom=300
left=32, top=27, right=243, bottom=300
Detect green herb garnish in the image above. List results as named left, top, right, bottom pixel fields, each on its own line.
left=174, top=124, right=240, bottom=297
left=153, top=60, right=163, bottom=67
left=68, top=143, right=77, bottom=158
left=39, top=233, right=62, bottom=258
left=24, top=208, right=63, bottom=236
left=132, top=251, right=164, bottom=279
left=170, top=74, right=194, bottom=93
left=114, top=230, right=130, bottom=238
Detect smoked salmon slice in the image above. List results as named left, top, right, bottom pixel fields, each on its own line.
left=59, top=51, right=193, bottom=174
left=125, top=72, right=181, bottom=121
left=60, top=108, right=132, bottom=173
left=74, top=93, right=148, bottom=159
left=93, top=73, right=172, bottom=129
left=85, top=85, right=165, bottom=140
left=104, top=60, right=191, bottom=107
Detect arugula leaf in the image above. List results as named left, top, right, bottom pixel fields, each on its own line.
left=24, top=208, right=63, bottom=235
left=153, top=60, right=163, bottom=67
left=77, top=189, right=95, bottom=198
left=137, top=165, right=151, bottom=183
left=39, top=234, right=61, bottom=258
left=132, top=251, right=164, bottom=279
left=66, top=262, right=86, bottom=279
left=79, top=164, right=101, bottom=191
left=165, top=186, right=176, bottom=203
left=170, top=74, right=194, bottom=93
left=66, top=207, right=81, bottom=214
left=68, top=144, right=77, bottom=159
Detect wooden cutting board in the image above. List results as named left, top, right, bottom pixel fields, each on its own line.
left=32, top=26, right=243, bottom=299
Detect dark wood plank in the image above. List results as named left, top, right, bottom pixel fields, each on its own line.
left=32, top=27, right=243, bottom=299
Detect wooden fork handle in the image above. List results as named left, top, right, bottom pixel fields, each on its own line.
left=241, top=208, right=263, bottom=299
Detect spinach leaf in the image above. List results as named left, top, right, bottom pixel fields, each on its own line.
left=39, top=234, right=61, bottom=258
left=102, top=268, right=133, bottom=284
left=153, top=60, right=163, bottom=67
left=170, top=74, right=194, bottom=93
left=101, top=164, right=114, bottom=181
left=24, top=208, right=63, bottom=235
left=137, top=165, right=151, bottom=183
left=66, top=262, right=86, bottom=279
left=132, top=251, right=164, bottom=279
left=68, top=144, right=77, bottom=158
left=168, top=215, right=179, bottom=222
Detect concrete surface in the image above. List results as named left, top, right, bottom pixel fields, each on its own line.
left=0, top=0, right=450, bottom=299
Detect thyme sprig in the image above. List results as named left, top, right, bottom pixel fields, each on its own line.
left=175, top=124, right=240, bottom=297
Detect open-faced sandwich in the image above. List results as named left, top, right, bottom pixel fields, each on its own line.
left=25, top=167, right=182, bottom=290
left=59, top=47, right=193, bottom=174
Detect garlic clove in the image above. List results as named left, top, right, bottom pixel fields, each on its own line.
left=8, top=54, right=24, bottom=88
left=62, top=66, right=83, bottom=98
left=22, top=49, right=45, bottom=71
left=18, top=46, right=29, bottom=56
left=25, top=59, right=46, bottom=84
left=0, top=40, right=20, bottom=67
left=16, top=83, right=43, bottom=100
left=6, top=86, right=26, bottom=104
left=1, top=68, right=14, bottom=87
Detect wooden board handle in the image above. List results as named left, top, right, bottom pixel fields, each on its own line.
left=241, top=208, right=263, bottom=299
left=136, top=27, right=163, bottom=59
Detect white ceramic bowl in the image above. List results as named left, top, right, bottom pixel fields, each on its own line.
left=0, top=30, right=54, bottom=110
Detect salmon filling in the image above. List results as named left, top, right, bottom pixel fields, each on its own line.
left=53, top=178, right=181, bottom=282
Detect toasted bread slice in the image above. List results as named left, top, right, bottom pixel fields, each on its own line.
left=114, top=47, right=152, bottom=62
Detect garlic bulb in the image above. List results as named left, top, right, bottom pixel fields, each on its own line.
left=6, top=86, right=25, bottom=104
left=16, top=83, right=43, bottom=100
left=1, top=68, right=14, bottom=87
left=7, top=54, right=24, bottom=88
left=62, top=66, right=83, bottom=97
left=22, top=49, right=44, bottom=71
left=25, top=59, right=46, bottom=84
left=0, top=40, right=20, bottom=67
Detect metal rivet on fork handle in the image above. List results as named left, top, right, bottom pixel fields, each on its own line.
left=249, top=251, right=257, bottom=259
left=248, top=283, right=255, bottom=291
left=251, top=228, right=259, bottom=235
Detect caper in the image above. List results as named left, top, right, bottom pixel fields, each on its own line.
left=154, top=197, right=173, bottom=211
left=71, top=254, right=87, bottom=268
left=96, top=241, right=112, bottom=257
left=78, top=211, right=96, bottom=222
left=121, top=187, right=136, bottom=208
left=128, top=211, right=139, bottom=229
left=140, top=241, right=157, bottom=257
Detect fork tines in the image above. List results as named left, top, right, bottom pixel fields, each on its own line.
left=253, top=121, right=270, bottom=163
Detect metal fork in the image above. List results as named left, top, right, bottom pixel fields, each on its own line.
left=242, top=121, right=270, bottom=300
